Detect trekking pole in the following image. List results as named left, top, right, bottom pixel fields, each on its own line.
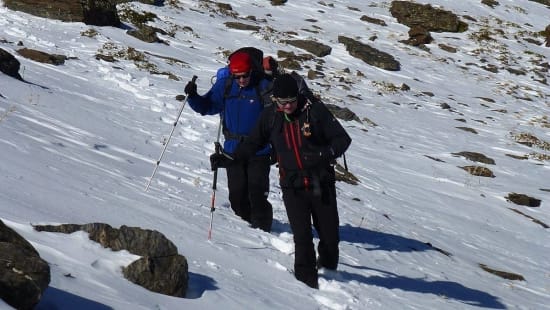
left=208, top=117, right=223, bottom=240
left=145, top=75, right=197, bottom=191
left=343, top=153, right=349, bottom=172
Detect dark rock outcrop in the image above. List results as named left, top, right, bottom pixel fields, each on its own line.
left=1, top=220, right=51, bottom=310
left=326, top=104, right=361, bottom=122
left=33, top=223, right=188, bottom=297
left=127, top=25, right=162, bottom=43
left=401, top=25, right=433, bottom=46
left=459, top=165, right=495, bottom=178
left=452, top=152, right=495, bottom=165
left=3, top=0, right=120, bottom=26
left=34, top=223, right=177, bottom=256
left=506, top=193, right=541, bottom=207
left=224, top=22, right=261, bottom=32
left=123, top=255, right=189, bottom=297
left=360, top=15, right=387, bottom=26
left=17, top=48, right=67, bottom=65
left=528, top=0, right=550, bottom=6
left=0, top=48, right=23, bottom=80
left=479, top=264, right=525, bottom=281
left=544, top=25, right=550, bottom=47
left=282, top=39, right=332, bottom=57
left=390, top=1, right=468, bottom=33
left=338, top=36, right=400, bottom=71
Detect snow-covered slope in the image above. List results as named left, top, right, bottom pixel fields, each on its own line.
left=1, top=0, right=549, bottom=309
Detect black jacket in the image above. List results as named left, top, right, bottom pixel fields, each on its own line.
left=236, top=96, right=351, bottom=189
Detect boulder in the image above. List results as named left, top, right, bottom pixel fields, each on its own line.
left=0, top=220, right=51, bottom=310
left=402, top=26, right=433, bottom=46
left=34, top=223, right=178, bottom=256
left=17, top=48, right=67, bottom=65
left=34, top=223, right=188, bottom=297
left=3, top=0, right=120, bottom=26
left=544, top=25, right=550, bottom=47
left=390, top=1, right=468, bottom=32
left=0, top=48, right=23, bottom=80
left=123, top=255, right=188, bottom=297
left=282, top=39, right=332, bottom=57
left=338, top=36, right=400, bottom=71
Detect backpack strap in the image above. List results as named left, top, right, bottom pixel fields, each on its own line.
left=223, top=75, right=273, bottom=107
left=257, top=79, right=273, bottom=107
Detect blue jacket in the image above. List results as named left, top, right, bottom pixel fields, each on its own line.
left=188, top=74, right=271, bottom=156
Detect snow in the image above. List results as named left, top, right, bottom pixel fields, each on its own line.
left=1, top=0, right=549, bottom=309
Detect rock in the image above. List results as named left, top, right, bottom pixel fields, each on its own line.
left=326, top=104, right=361, bottom=122
left=528, top=0, right=550, bottom=6
left=338, top=36, right=400, bottom=71
left=123, top=255, right=189, bottom=297
left=127, top=25, right=162, bottom=43
left=34, top=223, right=178, bottom=256
left=506, top=193, right=541, bottom=207
left=455, top=127, right=478, bottom=134
left=3, top=0, right=120, bottom=26
left=439, top=44, right=458, bottom=53
left=390, top=1, right=468, bottom=32
left=360, top=15, right=387, bottom=26
left=0, top=220, right=50, bottom=310
left=282, top=39, right=332, bottom=57
left=479, top=264, right=525, bottom=281
left=401, top=25, right=433, bottom=46
left=452, top=151, right=495, bottom=165
left=544, top=24, right=550, bottom=47
left=334, top=163, right=359, bottom=185
left=17, top=48, right=67, bottom=65
left=459, top=165, right=495, bottom=177
left=224, top=22, right=261, bottom=32
left=33, top=223, right=188, bottom=297
left=0, top=48, right=23, bottom=80
left=481, top=0, right=500, bottom=8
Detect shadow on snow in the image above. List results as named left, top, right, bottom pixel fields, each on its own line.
left=185, top=272, right=218, bottom=299
left=333, top=225, right=505, bottom=308
left=339, top=223, right=449, bottom=254
left=36, top=287, right=112, bottom=310
left=331, top=265, right=506, bottom=309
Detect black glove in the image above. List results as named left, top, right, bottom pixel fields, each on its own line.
left=302, top=146, right=334, bottom=168
left=184, top=80, right=198, bottom=97
left=210, top=151, right=234, bottom=170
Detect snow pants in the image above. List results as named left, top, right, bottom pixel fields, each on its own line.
left=282, top=182, right=340, bottom=288
left=226, top=155, right=272, bottom=232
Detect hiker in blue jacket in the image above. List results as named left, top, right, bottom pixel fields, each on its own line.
left=184, top=50, right=273, bottom=232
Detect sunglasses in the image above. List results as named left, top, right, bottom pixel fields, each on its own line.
left=272, top=96, right=297, bottom=107
left=232, top=72, right=251, bottom=80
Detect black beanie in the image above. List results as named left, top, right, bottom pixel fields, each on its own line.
left=272, top=74, right=298, bottom=98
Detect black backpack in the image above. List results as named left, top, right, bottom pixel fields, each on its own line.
left=214, top=47, right=275, bottom=107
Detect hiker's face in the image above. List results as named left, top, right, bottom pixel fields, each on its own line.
left=273, top=97, right=298, bottom=114
left=233, top=71, right=251, bottom=87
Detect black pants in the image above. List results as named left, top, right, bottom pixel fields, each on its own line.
left=226, top=155, right=272, bottom=232
left=282, top=183, right=339, bottom=288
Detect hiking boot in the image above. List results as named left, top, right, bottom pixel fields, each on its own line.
left=317, top=256, right=337, bottom=270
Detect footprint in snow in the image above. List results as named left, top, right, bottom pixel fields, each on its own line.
left=206, top=260, right=220, bottom=270
left=265, top=258, right=288, bottom=272
left=230, top=269, right=243, bottom=277
left=270, top=237, right=294, bottom=255
left=269, top=233, right=294, bottom=255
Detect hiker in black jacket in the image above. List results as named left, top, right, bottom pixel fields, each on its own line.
left=227, top=73, right=352, bottom=288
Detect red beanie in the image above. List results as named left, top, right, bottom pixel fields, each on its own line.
left=229, top=51, right=252, bottom=74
